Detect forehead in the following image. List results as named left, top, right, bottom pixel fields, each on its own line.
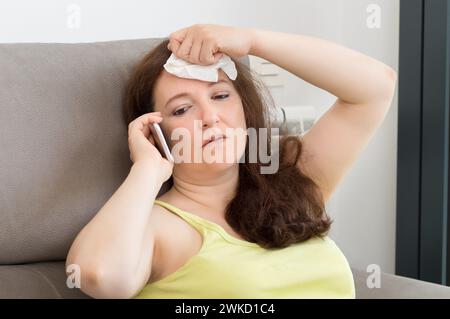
left=156, top=69, right=232, bottom=94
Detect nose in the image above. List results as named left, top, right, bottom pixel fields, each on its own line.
left=199, top=100, right=220, bottom=129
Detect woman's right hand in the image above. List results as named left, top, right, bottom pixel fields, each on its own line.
left=128, top=111, right=174, bottom=183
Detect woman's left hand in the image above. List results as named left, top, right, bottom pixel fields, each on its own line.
left=167, top=24, right=254, bottom=65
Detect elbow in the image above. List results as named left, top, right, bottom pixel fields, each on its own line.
left=381, top=62, right=397, bottom=82
left=87, top=268, right=139, bottom=299
left=379, top=66, right=397, bottom=102
left=389, top=68, right=397, bottom=83
left=385, top=66, right=397, bottom=90
left=65, top=261, right=105, bottom=298
left=65, top=262, right=138, bottom=299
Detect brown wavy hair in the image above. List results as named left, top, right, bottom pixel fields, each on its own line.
left=123, top=38, right=333, bottom=249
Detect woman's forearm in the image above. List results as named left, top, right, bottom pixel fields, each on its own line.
left=247, top=28, right=397, bottom=104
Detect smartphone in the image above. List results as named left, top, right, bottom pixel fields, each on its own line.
left=149, top=122, right=174, bottom=162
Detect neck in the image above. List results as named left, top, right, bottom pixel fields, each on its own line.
left=169, top=164, right=239, bottom=217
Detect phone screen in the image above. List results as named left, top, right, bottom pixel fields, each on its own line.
left=149, top=122, right=174, bottom=162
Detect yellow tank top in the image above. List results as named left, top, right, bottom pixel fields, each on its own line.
left=133, top=199, right=355, bottom=299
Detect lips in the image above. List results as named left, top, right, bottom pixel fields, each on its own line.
left=202, top=134, right=226, bottom=148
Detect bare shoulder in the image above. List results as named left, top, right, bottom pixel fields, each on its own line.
left=145, top=200, right=203, bottom=285
left=145, top=203, right=170, bottom=282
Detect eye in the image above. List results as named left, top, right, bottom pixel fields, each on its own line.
left=213, top=94, right=229, bottom=100
left=172, top=94, right=229, bottom=116
left=173, top=106, right=190, bottom=116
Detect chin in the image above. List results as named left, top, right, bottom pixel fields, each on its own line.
left=202, top=160, right=237, bottom=169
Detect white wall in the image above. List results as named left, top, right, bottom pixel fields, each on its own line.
left=0, top=0, right=399, bottom=274
left=326, top=0, right=399, bottom=276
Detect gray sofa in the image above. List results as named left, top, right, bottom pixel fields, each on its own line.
left=1, top=38, right=449, bottom=299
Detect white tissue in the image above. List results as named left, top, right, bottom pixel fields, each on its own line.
left=163, top=52, right=238, bottom=82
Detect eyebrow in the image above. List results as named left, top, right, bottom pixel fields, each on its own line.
left=164, top=79, right=231, bottom=108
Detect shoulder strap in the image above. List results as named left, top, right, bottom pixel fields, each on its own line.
left=153, top=199, right=206, bottom=234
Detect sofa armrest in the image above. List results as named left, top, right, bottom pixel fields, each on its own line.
left=351, top=267, right=450, bottom=298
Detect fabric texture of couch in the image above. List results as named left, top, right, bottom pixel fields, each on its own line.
left=0, top=38, right=449, bottom=299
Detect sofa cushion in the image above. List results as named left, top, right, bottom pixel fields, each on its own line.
left=0, top=261, right=90, bottom=298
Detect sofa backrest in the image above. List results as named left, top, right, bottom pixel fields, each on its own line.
left=0, top=38, right=249, bottom=264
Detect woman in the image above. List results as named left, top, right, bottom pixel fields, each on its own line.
left=66, top=24, right=397, bottom=299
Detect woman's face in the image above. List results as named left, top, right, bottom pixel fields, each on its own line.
left=153, top=69, right=247, bottom=170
